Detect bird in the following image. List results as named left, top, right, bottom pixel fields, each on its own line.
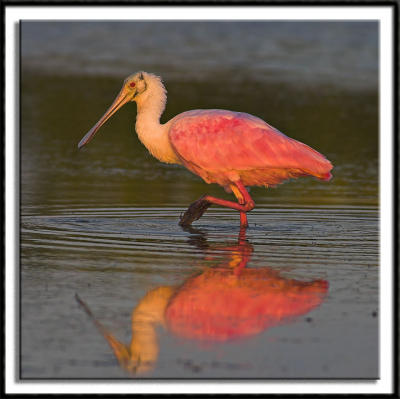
left=78, top=71, right=333, bottom=228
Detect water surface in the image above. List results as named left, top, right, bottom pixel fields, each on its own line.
left=21, top=206, right=378, bottom=378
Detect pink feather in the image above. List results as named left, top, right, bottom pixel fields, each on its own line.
left=169, top=110, right=333, bottom=188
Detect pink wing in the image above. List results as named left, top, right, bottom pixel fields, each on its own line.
left=169, top=110, right=333, bottom=187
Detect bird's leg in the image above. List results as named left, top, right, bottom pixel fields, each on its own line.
left=179, top=195, right=213, bottom=226
left=230, top=184, right=249, bottom=228
left=179, top=181, right=255, bottom=228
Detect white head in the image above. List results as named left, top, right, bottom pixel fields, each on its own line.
left=78, top=71, right=166, bottom=149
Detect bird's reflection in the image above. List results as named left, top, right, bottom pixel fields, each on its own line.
left=76, top=228, right=328, bottom=375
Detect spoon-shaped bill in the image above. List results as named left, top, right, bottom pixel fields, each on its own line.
left=78, top=88, right=131, bottom=149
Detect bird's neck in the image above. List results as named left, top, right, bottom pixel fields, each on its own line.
left=135, top=75, right=180, bottom=164
left=127, top=286, right=174, bottom=374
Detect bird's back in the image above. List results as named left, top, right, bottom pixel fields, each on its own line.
left=169, top=109, right=332, bottom=188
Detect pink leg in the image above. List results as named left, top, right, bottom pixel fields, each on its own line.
left=230, top=183, right=251, bottom=228
left=179, top=181, right=255, bottom=228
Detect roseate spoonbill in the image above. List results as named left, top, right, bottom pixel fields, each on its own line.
left=78, top=72, right=333, bottom=228
left=76, top=229, right=328, bottom=374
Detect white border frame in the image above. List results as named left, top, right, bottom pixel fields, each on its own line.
left=5, top=5, right=394, bottom=395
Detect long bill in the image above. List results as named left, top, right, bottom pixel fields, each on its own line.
left=78, top=87, right=132, bottom=149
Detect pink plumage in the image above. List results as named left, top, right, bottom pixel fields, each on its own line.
left=169, top=109, right=332, bottom=188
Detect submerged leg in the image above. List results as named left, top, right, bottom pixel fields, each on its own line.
left=179, top=181, right=255, bottom=228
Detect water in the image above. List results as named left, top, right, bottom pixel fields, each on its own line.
left=20, top=20, right=379, bottom=379
left=21, top=21, right=378, bottom=90
left=21, top=206, right=378, bottom=378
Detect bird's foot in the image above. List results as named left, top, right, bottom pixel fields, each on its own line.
left=179, top=195, right=212, bottom=226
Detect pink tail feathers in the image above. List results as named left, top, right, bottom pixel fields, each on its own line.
left=299, top=142, right=333, bottom=181
left=321, top=171, right=333, bottom=181
left=318, top=157, right=333, bottom=181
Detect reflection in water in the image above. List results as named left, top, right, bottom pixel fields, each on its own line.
left=76, top=229, right=328, bottom=375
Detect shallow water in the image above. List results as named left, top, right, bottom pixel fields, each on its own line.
left=21, top=206, right=378, bottom=378
left=19, top=20, right=379, bottom=380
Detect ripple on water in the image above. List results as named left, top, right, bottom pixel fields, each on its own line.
left=21, top=205, right=379, bottom=270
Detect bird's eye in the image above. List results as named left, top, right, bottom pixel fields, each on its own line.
left=129, top=82, right=136, bottom=88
